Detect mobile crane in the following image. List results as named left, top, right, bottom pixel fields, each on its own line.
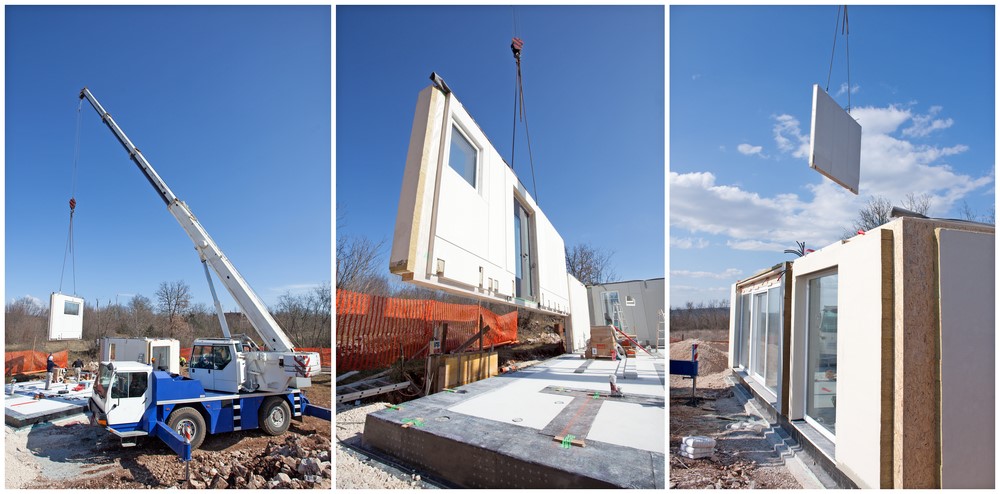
left=79, top=88, right=329, bottom=459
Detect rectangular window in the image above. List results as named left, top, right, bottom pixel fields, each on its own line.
left=64, top=301, right=80, bottom=316
left=739, top=293, right=750, bottom=369
left=765, top=286, right=781, bottom=391
left=752, top=292, right=767, bottom=378
left=449, top=125, right=477, bottom=188
left=805, top=273, right=838, bottom=438
left=513, top=199, right=534, bottom=300
left=602, top=291, right=621, bottom=327
left=625, top=295, right=636, bottom=307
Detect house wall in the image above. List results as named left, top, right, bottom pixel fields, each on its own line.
left=48, top=292, right=84, bottom=340
left=566, top=275, right=592, bottom=353
left=586, top=279, right=664, bottom=345
left=390, top=84, right=570, bottom=316
left=937, top=229, right=995, bottom=488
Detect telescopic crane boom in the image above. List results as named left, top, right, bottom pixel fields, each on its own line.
left=80, top=87, right=318, bottom=393
left=80, top=87, right=295, bottom=352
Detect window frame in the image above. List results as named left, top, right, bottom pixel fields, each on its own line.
left=736, top=280, right=783, bottom=398
left=802, top=269, right=839, bottom=443
left=446, top=122, right=480, bottom=190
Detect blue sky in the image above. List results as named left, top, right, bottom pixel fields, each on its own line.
left=670, top=5, right=995, bottom=306
left=5, top=6, right=331, bottom=311
left=336, top=6, right=665, bottom=287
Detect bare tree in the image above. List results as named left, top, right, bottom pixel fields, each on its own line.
left=336, top=235, right=390, bottom=295
left=844, top=194, right=933, bottom=238
left=272, top=283, right=331, bottom=348
left=901, top=192, right=932, bottom=215
left=155, top=281, right=192, bottom=338
left=566, top=243, right=619, bottom=286
left=126, top=294, right=157, bottom=337
left=4, top=296, right=47, bottom=348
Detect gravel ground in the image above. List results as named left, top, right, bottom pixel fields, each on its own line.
left=669, top=339, right=803, bottom=489
left=335, top=401, right=425, bottom=489
left=5, top=373, right=333, bottom=489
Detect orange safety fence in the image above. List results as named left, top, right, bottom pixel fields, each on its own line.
left=178, top=347, right=330, bottom=367
left=336, top=289, right=518, bottom=372
left=5, top=350, right=69, bottom=375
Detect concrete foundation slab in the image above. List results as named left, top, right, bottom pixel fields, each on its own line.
left=5, top=380, right=93, bottom=428
left=362, top=353, right=665, bottom=488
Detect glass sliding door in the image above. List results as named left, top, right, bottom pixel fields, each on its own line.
left=739, top=293, right=751, bottom=369
left=805, top=273, right=838, bottom=439
left=765, top=286, right=781, bottom=391
left=513, top=199, right=534, bottom=300
left=752, top=292, right=767, bottom=379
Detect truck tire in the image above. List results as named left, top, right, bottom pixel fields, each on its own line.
left=259, top=397, right=291, bottom=436
left=168, top=407, right=207, bottom=450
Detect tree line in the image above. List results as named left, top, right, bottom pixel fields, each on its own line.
left=5, top=280, right=331, bottom=352
left=669, top=300, right=730, bottom=332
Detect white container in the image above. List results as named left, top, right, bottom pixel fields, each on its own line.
left=48, top=292, right=84, bottom=340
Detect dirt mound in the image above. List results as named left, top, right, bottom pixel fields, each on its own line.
left=670, top=339, right=729, bottom=375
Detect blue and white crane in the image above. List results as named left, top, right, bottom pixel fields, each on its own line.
left=79, top=88, right=330, bottom=460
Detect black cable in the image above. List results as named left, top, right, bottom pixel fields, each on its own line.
left=518, top=72, right=539, bottom=204
left=825, top=5, right=842, bottom=93
left=844, top=6, right=852, bottom=112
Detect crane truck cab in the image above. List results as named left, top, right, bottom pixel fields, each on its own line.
left=90, top=359, right=326, bottom=457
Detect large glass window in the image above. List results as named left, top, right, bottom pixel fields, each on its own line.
left=64, top=301, right=80, bottom=315
left=752, top=292, right=767, bottom=378
left=806, top=273, right=838, bottom=438
left=602, top=291, right=621, bottom=327
left=449, top=125, right=477, bottom=188
left=765, top=287, right=781, bottom=390
left=191, top=345, right=232, bottom=370
left=110, top=371, right=148, bottom=399
left=739, top=293, right=750, bottom=369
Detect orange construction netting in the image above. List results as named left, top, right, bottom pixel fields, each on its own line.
left=336, top=289, right=518, bottom=372
left=5, top=350, right=69, bottom=376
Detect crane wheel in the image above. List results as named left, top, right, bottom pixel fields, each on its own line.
left=259, top=397, right=291, bottom=436
left=168, top=407, right=206, bottom=450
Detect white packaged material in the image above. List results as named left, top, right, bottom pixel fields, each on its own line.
left=681, top=435, right=717, bottom=449
left=677, top=450, right=712, bottom=460
left=680, top=444, right=715, bottom=455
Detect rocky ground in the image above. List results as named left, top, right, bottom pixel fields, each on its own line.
left=5, top=373, right=332, bottom=489
left=668, top=336, right=802, bottom=489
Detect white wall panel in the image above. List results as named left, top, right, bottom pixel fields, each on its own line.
left=938, top=229, right=995, bottom=488
left=809, top=84, right=861, bottom=194
left=48, top=292, right=84, bottom=340
left=391, top=82, right=570, bottom=315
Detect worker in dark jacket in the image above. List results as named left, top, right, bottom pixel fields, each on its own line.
left=72, top=358, right=85, bottom=381
left=45, top=354, right=56, bottom=390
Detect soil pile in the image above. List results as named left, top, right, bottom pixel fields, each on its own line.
left=669, top=339, right=729, bottom=375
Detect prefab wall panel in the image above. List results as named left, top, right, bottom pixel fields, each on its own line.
left=938, top=229, right=995, bottom=489
left=391, top=83, right=569, bottom=315
left=566, top=275, right=592, bottom=353
left=789, top=233, right=884, bottom=489
left=48, top=292, right=84, bottom=340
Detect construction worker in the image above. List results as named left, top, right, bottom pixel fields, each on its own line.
left=72, top=358, right=84, bottom=381
left=179, top=356, right=187, bottom=368
left=45, top=354, right=56, bottom=390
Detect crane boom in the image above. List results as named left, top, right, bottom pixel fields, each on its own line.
left=79, top=87, right=296, bottom=352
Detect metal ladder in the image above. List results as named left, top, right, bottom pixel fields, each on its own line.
left=654, top=309, right=666, bottom=356
left=336, top=376, right=411, bottom=404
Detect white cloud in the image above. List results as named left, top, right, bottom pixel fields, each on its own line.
left=671, top=237, right=710, bottom=249
left=772, top=114, right=810, bottom=159
left=726, top=239, right=790, bottom=252
left=673, top=103, right=992, bottom=248
left=737, top=143, right=764, bottom=156
left=670, top=268, right=743, bottom=279
left=692, top=73, right=702, bottom=80
left=836, top=82, right=860, bottom=97
left=903, top=106, right=954, bottom=138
